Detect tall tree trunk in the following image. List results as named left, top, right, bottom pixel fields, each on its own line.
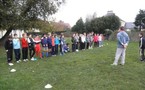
left=0, top=27, right=13, bottom=46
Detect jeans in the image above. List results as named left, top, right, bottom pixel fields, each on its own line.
left=55, top=45, right=59, bottom=55
left=14, top=49, right=21, bottom=61
left=51, top=46, right=55, bottom=55
left=72, top=44, right=76, bottom=52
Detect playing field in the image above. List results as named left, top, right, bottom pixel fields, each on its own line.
left=0, top=41, right=145, bottom=90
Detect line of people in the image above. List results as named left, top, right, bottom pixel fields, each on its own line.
left=4, top=32, right=104, bottom=66
left=71, top=32, right=104, bottom=52
left=4, top=33, right=69, bottom=66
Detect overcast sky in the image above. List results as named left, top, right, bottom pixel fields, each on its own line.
left=53, top=0, right=145, bottom=26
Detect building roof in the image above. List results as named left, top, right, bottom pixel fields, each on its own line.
left=125, top=22, right=135, bottom=29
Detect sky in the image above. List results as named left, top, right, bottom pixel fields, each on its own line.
left=53, top=0, right=145, bottom=26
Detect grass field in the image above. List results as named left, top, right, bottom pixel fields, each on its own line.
left=0, top=41, right=145, bottom=90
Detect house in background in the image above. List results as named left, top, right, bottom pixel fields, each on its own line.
left=0, top=20, right=71, bottom=38
left=106, top=10, right=116, bottom=16
left=0, top=30, right=24, bottom=38
left=106, top=11, right=126, bottom=28
left=124, top=22, right=135, bottom=31
left=120, top=19, right=126, bottom=27
left=52, top=20, right=71, bottom=32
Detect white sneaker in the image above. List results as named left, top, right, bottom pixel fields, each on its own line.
left=10, top=69, right=16, bottom=72
left=8, top=63, right=14, bottom=66
left=52, top=55, right=56, bottom=57
left=90, top=47, right=93, bottom=49
left=34, top=58, right=37, bottom=61
left=23, top=59, right=27, bottom=62
left=26, top=59, right=28, bottom=61
left=16, top=61, right=20, bottom=63
left=31, top=57, right=35, bottom=61
left=76, top=49, right=79, bottom=52
left=111, top=63, right=117, bottom=66
left=19, top=60, right=21, bottom=62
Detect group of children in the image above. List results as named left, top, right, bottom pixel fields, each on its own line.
left=71, top=32, right=104, bottom=52
left=5, top=33, right=69, bottom=66
left=5, top=32, right=104, bottom=66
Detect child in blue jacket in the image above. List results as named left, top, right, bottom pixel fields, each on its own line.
left=13, top=34, right=21, bottom=63
left=41, top=34, right=48, bottom=57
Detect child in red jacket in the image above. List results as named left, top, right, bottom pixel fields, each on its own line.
left=34, top=35, right=42, bottom=59
left=21, top=33, right=28, bottom=61
left=93, top=33, right=98, bottom=47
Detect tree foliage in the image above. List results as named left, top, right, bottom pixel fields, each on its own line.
left=71, top=18, right=86, bottom=33
left=72, top=14, right=121, bottom=34
left=134, top=9, right=145, bottom=30
left=0, top=0, right=65, bottom=44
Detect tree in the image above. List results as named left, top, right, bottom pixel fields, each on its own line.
left=0, top=0, right=65, bottom=44
left=103, top=15, right=121, bottom=31
left=90, top=17, right=105, bottom=33
left=71, top=18, right=85, bottom=33
left=89, top=15, right=120, bottom=33
left=134, top=9, right=145, bottom=31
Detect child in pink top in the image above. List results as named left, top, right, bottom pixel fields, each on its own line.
left=93, top=33, right=98, bottom=47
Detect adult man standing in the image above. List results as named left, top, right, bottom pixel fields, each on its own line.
left=111, top=26, right=130, bottom=66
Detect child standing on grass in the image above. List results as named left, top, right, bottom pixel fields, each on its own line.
left=93, top=33, right=98, bottom=47
left=75, top=33, right=79, bottom=52
left=86, top=33, right=91, bottom=49
left=98, top=34, right=104, bottom=47
left=60, top=33, right=65, bottom=55
left=28, top=34, right=36, bottom=61
left=47, top=33, right=52, bottom=56
left=71, top=33, right=76, bottom=52
left=13, top=34, right=21, bottom=63
left=21, top=33, right=28, bottom=62
left=90, top=32, right=94, bottom=49
left=51, top=34, right=56, bottom=56
left=41, top=34, right=48, bottom=58
left=98, top=34, right=101, bottom=47
left=34, top=35, right=42, bottom=59
left=5, top=36, right=13, bottom=66
left=54, top=34, right=60, bottom=55
left=80, top=33, right=86, bottom=50
left=139, top=33, right=145, bottom=61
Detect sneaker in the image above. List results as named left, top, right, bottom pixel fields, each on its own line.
left=8, top=63, right=14, bottom=66
left=16, top=61, right=20, bottom=63
left=76, top=49, right=79, bottom=52
left=111, top=63, right=117, bottom=66
left=31, top=57, right=35, bottom=61
left=18, top=60, right=21, bottom=62
left=52, top=55, right=56, bottom=57
left=140, top=59, right=144, bottom=62
left=23, top=59, right=27, bottom=62
left=34, top=58, right=37, bottom=61
left=26, top=59, right=28, bottom=61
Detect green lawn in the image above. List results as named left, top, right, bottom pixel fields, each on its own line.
left=0, top=41, right=145, bottom=90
